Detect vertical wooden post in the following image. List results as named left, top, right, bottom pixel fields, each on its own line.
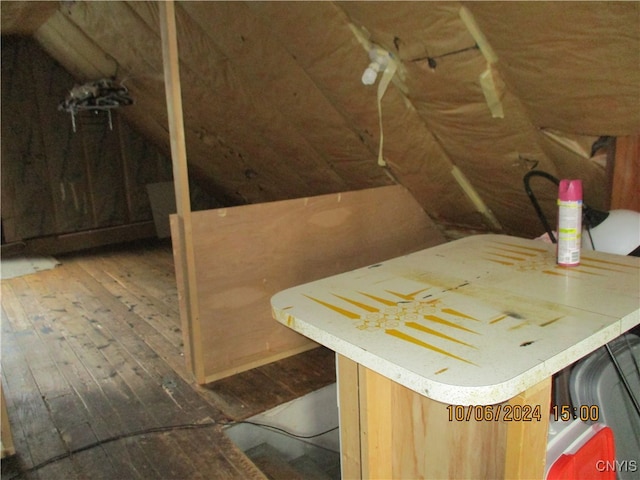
left=337, top=355, right=363, bottom=479
left=504, top=377, right=552, bottom=479
left=359, top=365, right=393, bottom=480
left=611, top=135, right=639, bottom=211
left=159, top=1, right=204, bottom=382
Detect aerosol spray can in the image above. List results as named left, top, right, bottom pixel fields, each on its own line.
left=557, top=179, right=582, bottom=266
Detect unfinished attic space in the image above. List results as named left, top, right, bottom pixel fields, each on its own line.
left=1, top=2, right=639, bottom=480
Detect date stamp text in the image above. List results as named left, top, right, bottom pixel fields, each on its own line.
left=447, top=404, right=542, bottom=422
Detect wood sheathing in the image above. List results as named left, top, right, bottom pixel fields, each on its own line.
left=2, top=1, right=639, bottom=242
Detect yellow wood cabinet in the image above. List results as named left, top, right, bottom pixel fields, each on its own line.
left=337, top=355, right=550, bottom=479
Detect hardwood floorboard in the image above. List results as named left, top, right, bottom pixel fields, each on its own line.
left=204, top=347, right=336, bottom=420
left=100, top=244, right=180, bottom=313
left=55, top=263, right=226, bottom=425
left=260, top=346, right=336, bottom=396
left=63, top=258, right=189, bottom=380
left=204, top=368, right=294, bottom=420
left=1, top=318, right=68, bottom=469
left=7, top=273, right=159, bottom=478
left=1, top=284, right=31, bottom=332
left=74, top=256, right=183, bottom=350
left=34, top=269, right=221, bottom=478
left=1, top=238, right=335, bottom=480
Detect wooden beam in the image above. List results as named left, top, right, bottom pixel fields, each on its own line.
left=337, top=355, right=362, bottom=480
left=159, top=1, right=204, bottom=382
left=0, top=221, right=157, bottom=257
left=611, top=135, right=640, bottom=211
left=1, top=1, right=58, bottom=35
left=34, top=11, right=116, bottom=81
left=504, top=378, right=551, bottom=479
left=359, top=362, right=393, bottom=480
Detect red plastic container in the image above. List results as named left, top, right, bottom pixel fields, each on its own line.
left=546, top=420, right=615, bottom=480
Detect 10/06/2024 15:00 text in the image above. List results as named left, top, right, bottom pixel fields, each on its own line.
left=447, top=404, right=542, bottom=422
left=447, top=404, right=600, bottom=422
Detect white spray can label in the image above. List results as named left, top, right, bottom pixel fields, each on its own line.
left=557, top=179, right=582, bottom=266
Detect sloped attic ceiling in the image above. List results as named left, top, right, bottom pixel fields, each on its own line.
left=2, top=1, right=639, bottom=239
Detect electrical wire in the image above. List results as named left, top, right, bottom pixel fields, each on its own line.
left=4, top=421, right=220, bottom=480
left=522, top=170, right=559, bottom=243
left=585, top=226, right=597, bottom=250
left=410, top=44, right=480, bottom=68
left=235, top=420, right=339, bottom=440
left=235, top=420, right=340, bottom=455
left=624, top=334, right=640, bottom=379
left=4, top=419, right=340, bottom=480
left=605, top=342, right=640, bottom=419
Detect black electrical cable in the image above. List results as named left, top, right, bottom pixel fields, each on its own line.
left=4, top=421, right=220, bottom=480
left=235, top=420, right=339, bottom=440
left=235, top=420, right=340, bottom=455
left=623, top=334, right=640, bottom=380
left=4, top=418, right=340, bottom=480
left=605, top=342, right=640, bottom=419
left=410, top=44, right=479, bottom=68
left=585, top=225, right=597, bottom=250
left=522, top=170, right=559, bottom=244
left=426, top=44, right=479, bottom=69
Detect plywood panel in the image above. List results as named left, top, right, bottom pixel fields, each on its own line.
left=179, top=185, right=446, bottom=383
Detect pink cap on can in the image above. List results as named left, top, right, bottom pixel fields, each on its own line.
left=558, top=179, right=582, bottom=202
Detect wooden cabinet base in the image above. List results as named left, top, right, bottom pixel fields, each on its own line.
left=337, top=355, right=551, bottom=479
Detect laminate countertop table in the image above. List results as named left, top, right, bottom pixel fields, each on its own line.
left=271, top=234, right=640, bottom=479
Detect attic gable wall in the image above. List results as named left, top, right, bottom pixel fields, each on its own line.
left=1, top=36, right=174, bottom=243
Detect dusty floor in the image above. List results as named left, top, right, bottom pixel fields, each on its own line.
left=1, top=239, right=335, bottom=479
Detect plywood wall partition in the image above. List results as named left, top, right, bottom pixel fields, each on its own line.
left=171, top=185, right=446, bottom=384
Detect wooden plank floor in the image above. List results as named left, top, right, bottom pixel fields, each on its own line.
left=1, top=239, right=336, bottom=479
